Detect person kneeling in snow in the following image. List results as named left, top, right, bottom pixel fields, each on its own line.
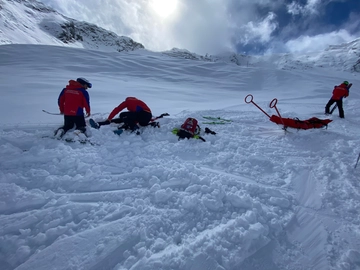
left=89, top=97, right=152, bottom=133
left=55, top=78, right=92, bottom=138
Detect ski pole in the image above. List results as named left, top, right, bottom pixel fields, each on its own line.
left=151, top=113, right=169, bottom=121
left=42, top=110, right=99, bottom=118
left=355, top=153, right=360, bottom=169
left=42, top=109, right=62, bottom=115
left=330, top=104, right=337, bottom=114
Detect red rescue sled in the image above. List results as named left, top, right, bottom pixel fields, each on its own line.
left=269, top=115, right=332, bottom=130
left=245, top=94, right=332, bottom=130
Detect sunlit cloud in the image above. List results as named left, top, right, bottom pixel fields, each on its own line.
left=39, top=0, right=359, bottom=55
left=150, top=0, right=178, bottom=18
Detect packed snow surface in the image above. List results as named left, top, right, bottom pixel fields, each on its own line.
left=1, top=44, right=360, bottom=270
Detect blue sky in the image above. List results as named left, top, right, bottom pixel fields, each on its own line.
left=235, top=0, right=360, bottom=54
left=39, top=0, right=360, bottom=55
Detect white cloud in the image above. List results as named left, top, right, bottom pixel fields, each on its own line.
left=38, top=0, right=276, bottom=54
left=287, top=2, right=302, bottom=15
left=242, top=12, right=278, bottom=43
left=284, top=29, right=356, bottom=53
left=287, top=0, right=321, bottom=16
left=38, top=0, right=358, bottom=55
left=305, top=0, right=321, bottom=14
left=169, top=0, right=232, bottom=54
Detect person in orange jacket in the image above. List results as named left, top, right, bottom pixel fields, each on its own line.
left=89, top=97, right=152, bottom=132
left=56, top=78, right=92, bottom=137
left=325, top=81, right=351, bottom=118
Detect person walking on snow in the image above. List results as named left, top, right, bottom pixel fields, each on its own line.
left=89, top=97, right=152, bottom=132
left=325, top=81, right=351, bottom=118
left=56, top=78, right=92, bottom=137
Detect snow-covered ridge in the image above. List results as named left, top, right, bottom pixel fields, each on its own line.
left=0, top=0, right=144, bottom=52
left=162, top=48, right=253, bottom=67
left=1, top=0, right=359, bottom=72
left=274, top=38, right=360, bottom=72
left=162, top=43, right=360, bottom=72
left=42, top=20, right=144, bottom=52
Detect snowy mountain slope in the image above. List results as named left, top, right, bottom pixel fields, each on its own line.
left=141, top=38, right=360, bottom=72
left=2, top=0, right=359, bottom=72
left=273, top=38, right=360, bottom=72
left=160, top=38, right=360, bottom=72
left=162, top=48, right=252, bottom=67
left=0, top=0, right=144, bottom=52
left=1, top=44, right=360, bottom=270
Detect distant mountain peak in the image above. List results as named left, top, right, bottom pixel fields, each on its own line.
left=1, top=0, right=359, bottom=72
left=0, top=0, right=144, bottom=52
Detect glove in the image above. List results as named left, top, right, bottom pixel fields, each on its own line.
left=85, top=113, right=91, bottom=118
left=205, top=127, right=216, bottom=135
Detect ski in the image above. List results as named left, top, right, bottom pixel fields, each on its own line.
left=202, top=116, right=232, bottom=125
left=43, top=129, right=98, bottom=145
left=172, top=128, right=205, bottom=141
left=202, top=116, right=232, bottom=122
left=42, top=135, right=96, bottom=145
left=203, top=121, right=228, bottom=125
left=64, top=138, right=91, bottom=145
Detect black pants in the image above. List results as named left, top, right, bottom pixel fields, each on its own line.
left=62, top=115, right=87, bottom=133
left=98, top=111, right=152, bottom=129
left=325, top=99, right=344, bottom=118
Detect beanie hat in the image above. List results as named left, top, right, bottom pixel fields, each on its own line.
left=77, top=77, right=92, bottom=88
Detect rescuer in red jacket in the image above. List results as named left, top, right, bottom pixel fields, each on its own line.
left=89, top=97, right=152, bottom=132
left=325, top=81, right=351, bottom=118
left=56, top=78, right=92, bottom=137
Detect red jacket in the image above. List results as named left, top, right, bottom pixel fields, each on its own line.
left=58, top=80, right=90, bottom=116
left=332, top=83, right=349, bottom=100
left=108, top=97, right=151, bottom=120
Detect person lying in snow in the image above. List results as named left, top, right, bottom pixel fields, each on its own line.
left=89, top=97, right=152, bottom=133
left=325, top=81, right=351, bottom=118
left=55, top=78, right=92, bottom=138
left=172, top=117, right=217, bottom=142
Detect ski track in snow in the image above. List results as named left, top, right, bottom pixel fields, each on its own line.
left=0, top=45, right=360, bottom=270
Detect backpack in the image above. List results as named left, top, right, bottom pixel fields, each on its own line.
left=177, top=118, right=200, bottom=139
